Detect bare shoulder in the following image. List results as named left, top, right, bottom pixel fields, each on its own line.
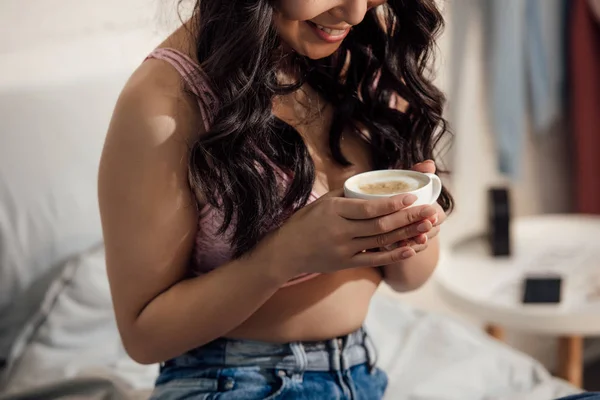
left=99, top=57, right=205, bottom=219
left=110, top=57, right=204, bottom=146
left=98, top=58, right=206, bottom=326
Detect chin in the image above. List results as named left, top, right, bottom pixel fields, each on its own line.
left=300, top=45, right=342, bottom=60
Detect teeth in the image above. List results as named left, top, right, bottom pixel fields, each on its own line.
left=315, top=24, right=346, bottom=36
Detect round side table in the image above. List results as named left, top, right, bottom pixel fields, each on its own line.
left=435, top=215, right=600, bottom=388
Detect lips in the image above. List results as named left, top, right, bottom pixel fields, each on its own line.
left=306, top=21, right=351, bottom=43
left=313, top=24, right=347, bottom=36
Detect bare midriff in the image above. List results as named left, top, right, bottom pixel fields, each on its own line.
left=225, top=267, right=382, bottom=342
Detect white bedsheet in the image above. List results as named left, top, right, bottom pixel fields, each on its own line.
left=367, top=293, right=579, bottom=400
left=1, top=246, right=579, bottom=399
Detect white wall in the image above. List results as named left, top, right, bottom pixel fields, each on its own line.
left=0, top=0, right=191, bottom=88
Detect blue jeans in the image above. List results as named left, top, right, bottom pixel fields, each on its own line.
left=150, top=328, right=388, bottom=399
left=557, top=395, right=600, bottom=400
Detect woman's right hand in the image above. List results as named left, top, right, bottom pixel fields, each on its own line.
left=255, top=189, right=437, bottom=279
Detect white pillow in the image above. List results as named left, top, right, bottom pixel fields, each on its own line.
left=0, top=245, right=158, bottom=395
left=0, top=73, right=119, bottom=309
left=0, top=27, right=172, bottom=311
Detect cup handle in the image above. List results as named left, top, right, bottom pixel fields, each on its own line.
left=425, top=173, right=442, bottom=204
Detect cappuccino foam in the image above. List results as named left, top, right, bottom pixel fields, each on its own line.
left=358, top=176, right=424, bottom=195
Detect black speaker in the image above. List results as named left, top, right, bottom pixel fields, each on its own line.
left=487, top=187, right=511, bottom=257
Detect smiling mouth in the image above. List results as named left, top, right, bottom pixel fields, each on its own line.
left=306, top=21, right=351, bottom=43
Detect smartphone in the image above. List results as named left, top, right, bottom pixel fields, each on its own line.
left=522, top=276, right=562, bottom=304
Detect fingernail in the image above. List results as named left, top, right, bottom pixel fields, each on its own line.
left=420, top=207, right=436, bottom=217
left=402, top=249, right=414, bottom=258
left=402, top=194, right=417, bottom=206
left=417, top=222, right=430, bottom=232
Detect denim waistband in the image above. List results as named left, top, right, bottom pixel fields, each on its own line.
left=165, top=328, right=377, bottom=373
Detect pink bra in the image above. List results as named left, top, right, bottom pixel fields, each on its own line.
left=145, top=48, right=321, bottom=287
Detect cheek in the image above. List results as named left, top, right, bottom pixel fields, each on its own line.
left=276, top=0, right=334, bottom=21
left=272, top=15, right=302, bottom=50
left=273, top=19, right=299, bottom=46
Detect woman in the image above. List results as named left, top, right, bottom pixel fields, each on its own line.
left=98, top=0, right=453, bottom=398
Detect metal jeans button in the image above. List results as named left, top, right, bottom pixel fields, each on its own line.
left=277, top=370, right=287, bottom=378
left=222, top=378, right=235, bottom=390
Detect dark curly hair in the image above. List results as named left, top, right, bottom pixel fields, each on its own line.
left=185, top=0, right=454, bottom=257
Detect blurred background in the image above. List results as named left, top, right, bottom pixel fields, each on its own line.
left=398, top=0, right=600, bottom=388
left=0, top=0, right=598, bottom=398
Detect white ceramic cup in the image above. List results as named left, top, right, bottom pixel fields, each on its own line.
left=343, top=169, right=442, bottom=206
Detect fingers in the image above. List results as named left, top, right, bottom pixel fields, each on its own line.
left=320, top=188, right=345, bottom=199
left=389, top=235, right=429, bottom=258
left=392, top=229, right=438, bottom=256
left=353, top=219, right=433, bottom=251
left=411, top=160, right=436, bottom=174
left=353, top=231, right=435, bottom=266
left=351, top=245, right=415, bottom=268
left=414, top=233, right=428, bottom=245
left=336, top=194, right=417, bottom=220
left=427, top=226, right=441, bottom=240
left=399, top=247, right=417, bottom=258
left=407, top=237, right=428, bottom=253
left=351, top=204, right=437, bottom=237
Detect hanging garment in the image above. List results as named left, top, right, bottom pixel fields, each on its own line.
left=570, top=0, right=600, bottom=214
left=450, top=0, right=565, bottom=178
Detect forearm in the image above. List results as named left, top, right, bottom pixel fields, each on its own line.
left=381, top=236, right=440, bottom=292
left=125, top=254, right=287, bottom=364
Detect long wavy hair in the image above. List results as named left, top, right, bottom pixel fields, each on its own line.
left=185, top=0, right=454, bottom=257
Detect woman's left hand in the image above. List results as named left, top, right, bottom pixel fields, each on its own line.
left=395, top=160, right=446, bottom=255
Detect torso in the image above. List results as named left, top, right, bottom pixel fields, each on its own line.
left=228, top=82, right=382, bottom=343
left=160, top=29, right=382, bottom=343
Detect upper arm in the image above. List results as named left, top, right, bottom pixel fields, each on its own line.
left=98, top=62, right=204, bottom=334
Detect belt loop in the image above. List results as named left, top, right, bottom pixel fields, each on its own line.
left=338, top=337, right=349, bottom=371
left=328, top=338, right=342, bottom=371
left=363, top=330, right=378, bottom=373
left=289, top=342, right=307, bottom=382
